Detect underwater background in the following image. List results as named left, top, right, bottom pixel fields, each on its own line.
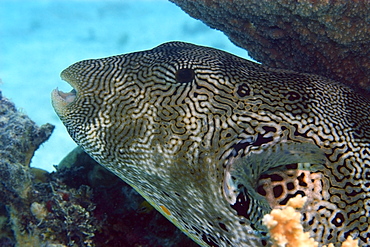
left=0, top=0, right=251, bottom=172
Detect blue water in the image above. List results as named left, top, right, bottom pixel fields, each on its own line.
left=0, top=0, right=252, bottom=172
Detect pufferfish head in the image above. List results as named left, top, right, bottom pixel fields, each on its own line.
left=51, top=42, right=261, bottom=161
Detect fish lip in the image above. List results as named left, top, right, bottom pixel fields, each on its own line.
left=54, top=88, right=77, bottom=104
left=59, top=67, right=79, bottom=101
left=51, top=70, right=79, bottom=115
left=51, top=85, right=77, bottom=107
left=51, top=87, right=77, bottom=117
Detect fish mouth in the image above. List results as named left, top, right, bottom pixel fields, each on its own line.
left=52, top=88, right=77, bottom=104
left=51, top=88, right=77, bottom=116
left=51, top=71, right=78, bottom=116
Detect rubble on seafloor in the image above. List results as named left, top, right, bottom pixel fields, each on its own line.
left=170, top=0, right=370, bottom=91
left=0, top=91, right=196, bottom=247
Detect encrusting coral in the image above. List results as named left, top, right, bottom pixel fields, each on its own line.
left=263, top=195, right=359, bottom=247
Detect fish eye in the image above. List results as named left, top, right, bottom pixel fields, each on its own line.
left=175, top=68, right=195, bottom=83
left=236, top=83, right=251, bottom=97
left=286, top=91, right=301, bottom=101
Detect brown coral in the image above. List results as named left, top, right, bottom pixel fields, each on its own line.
left=170, top=0, right=370, bottom=91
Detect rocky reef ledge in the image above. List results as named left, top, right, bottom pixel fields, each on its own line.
left=170, top=0, right=370, bottom=91
left=0, top=91, right=196, bottom=247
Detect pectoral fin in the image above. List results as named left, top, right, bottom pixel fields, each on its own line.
left=222, top=141, right=326, bottom=234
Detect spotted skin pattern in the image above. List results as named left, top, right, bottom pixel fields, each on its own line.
left=52, top=42, right=370, bottom=246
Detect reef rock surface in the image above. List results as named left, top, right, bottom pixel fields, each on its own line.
left=0, top=91, right=195, bottom=247
left=0, top=91, right=54, bottom=246
left=170, top=0, right=370, bottom=91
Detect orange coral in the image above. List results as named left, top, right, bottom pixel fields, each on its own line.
left=263, top=195, right=359, bottom=247
left=263, top=195, right=317, bottom=247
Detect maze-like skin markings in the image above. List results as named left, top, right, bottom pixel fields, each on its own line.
left=52, top=42, right=370, bottom=247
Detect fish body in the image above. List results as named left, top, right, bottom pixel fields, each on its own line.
left=52, top=42, right=370, bottom=246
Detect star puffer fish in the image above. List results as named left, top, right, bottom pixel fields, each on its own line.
left=51, top=42, right=370, bottom=246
